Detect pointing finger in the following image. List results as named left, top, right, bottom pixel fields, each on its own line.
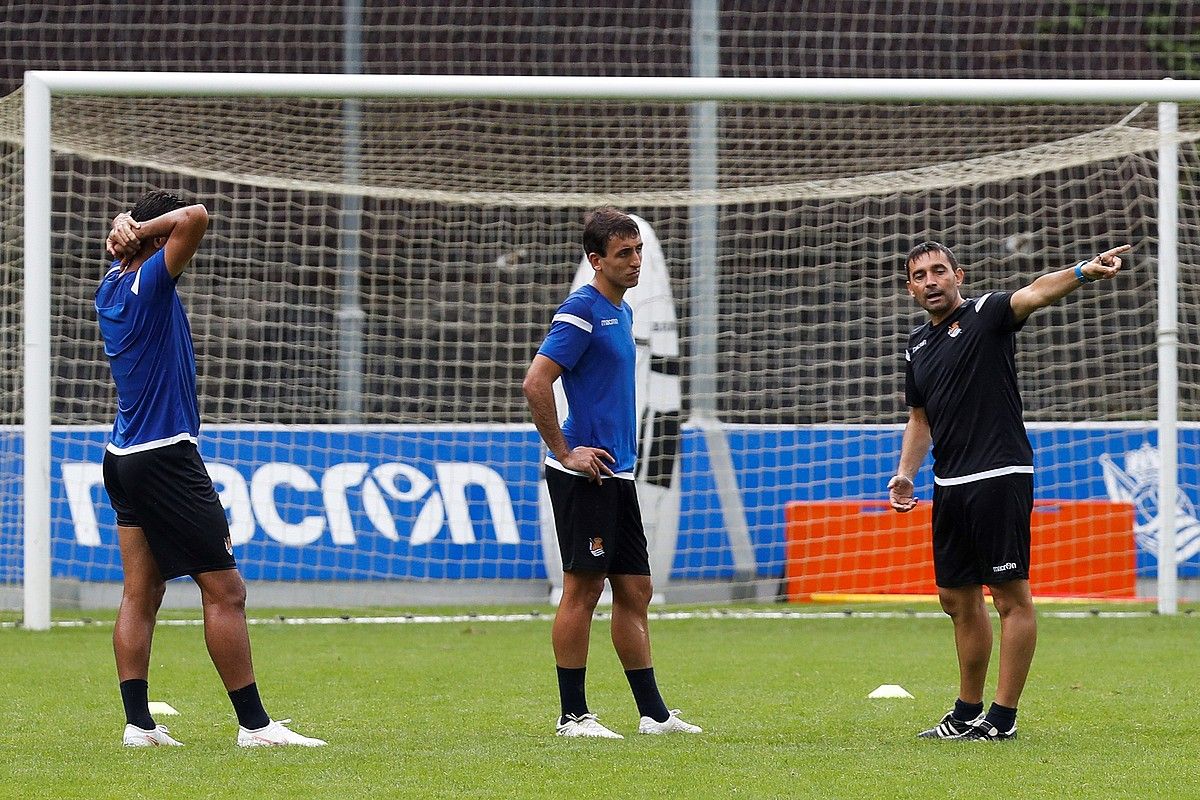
left=1100, top=244, right=1132, bottom=259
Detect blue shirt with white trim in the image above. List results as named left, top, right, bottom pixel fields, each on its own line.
left=95, top=248, right=201, bottom=453
left=537, top=284, right=637, bottom=476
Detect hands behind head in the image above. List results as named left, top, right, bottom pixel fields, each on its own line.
left=106, top=211, right=142, bottom=267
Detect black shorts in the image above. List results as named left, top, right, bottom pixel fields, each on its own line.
left=545, top=467, right=651, bottom=576
left=102, top=441, right=237, bottom=581
left=931, top=472, right=1033, bottom=588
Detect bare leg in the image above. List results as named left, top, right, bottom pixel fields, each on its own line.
left=608, top=574, right=654, bottom=669
left=938, top=585, right=992, bottom=704
left=192, top=569, right=255, bottom=690
left=113, top=525, right=165, bottom=681
left=553, top=571, right=606, bottom=668
left=988, top=579, right=1037, bottom=708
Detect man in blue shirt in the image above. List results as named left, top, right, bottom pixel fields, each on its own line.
left=97, top=190, right=324, bottom=748
left=523, top=207, right=701, bottom=739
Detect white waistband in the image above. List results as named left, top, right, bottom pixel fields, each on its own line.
left=545, top=456, right=635, bottom=480
left=106, top=432, right=197, bottom=455
left=934, top=464, right=1034, bottom=487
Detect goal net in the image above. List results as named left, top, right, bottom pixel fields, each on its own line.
left=3, top=79, right=1199, bottom=614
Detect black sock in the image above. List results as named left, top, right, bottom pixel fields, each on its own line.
left=228, top=682, right=271, bottom=730
left=953, top=698, right=985, bottom=722
left=556, top=666, right=588, bottom=721
left=985, top=702, right=1017, bottom=731
left=625, top=667, right=670, bottom=723
left=119, top=678, right=155, bottom=730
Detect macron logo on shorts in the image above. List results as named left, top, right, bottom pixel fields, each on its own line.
left=589, top=537, right=606, bottom=557
left=992, top=561, right=1017, bottom=573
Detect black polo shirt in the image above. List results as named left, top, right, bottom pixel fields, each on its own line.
left=904, top=291, right=1034, bottom=483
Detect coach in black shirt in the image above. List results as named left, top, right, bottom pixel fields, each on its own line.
left=889, top=241, right=1130, bottom=741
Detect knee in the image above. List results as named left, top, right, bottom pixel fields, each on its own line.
left=991, top=592, right=1033, bottom=619
left=938, top=589, right=984, bottom=620
left=124, top=580, right=166, bottom=612
left=202, top=576, right=247, bottom=612
left=614, top=581, right=653, bottom=611
left=562, top=575, right=605, bottom=609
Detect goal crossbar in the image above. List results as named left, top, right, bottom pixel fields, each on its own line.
left=21, top=72, right=1200, bottom=102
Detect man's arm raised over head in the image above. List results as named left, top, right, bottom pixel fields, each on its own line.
left=107, top=204, right=209, bottom=278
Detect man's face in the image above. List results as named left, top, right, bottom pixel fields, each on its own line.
left=906, top=250, right=963, bottom=320
left=590, top=234, right=643, bottom=290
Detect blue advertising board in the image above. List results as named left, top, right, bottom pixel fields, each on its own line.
left=0, top=423, right=1196, bottom=583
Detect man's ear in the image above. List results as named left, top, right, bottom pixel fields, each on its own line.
left=587, top=251, right=602, bottom=271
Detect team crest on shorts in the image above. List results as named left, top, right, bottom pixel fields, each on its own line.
left=588, top=537, right=605, bottom=557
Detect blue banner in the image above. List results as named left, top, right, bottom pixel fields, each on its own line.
left=0, top=424, right=1196, bottom=583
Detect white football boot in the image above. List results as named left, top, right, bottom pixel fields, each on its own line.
left=123, top=723, right=184, bottom=747
left=555, top=713, right=624, bottom=739
left=237, top=719, right=327, bottom=747
left=637, top=709, right=702, bottom=735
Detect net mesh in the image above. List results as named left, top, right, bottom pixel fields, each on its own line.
left=2, top=89, right=1199, bottom=604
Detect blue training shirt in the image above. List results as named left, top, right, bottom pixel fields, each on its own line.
left=537, top=283, right=638, bottom=477
left=95, top=248, right=201, bottom=454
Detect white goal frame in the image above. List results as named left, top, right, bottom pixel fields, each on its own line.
left=22, top=72, right=1195, bottom=628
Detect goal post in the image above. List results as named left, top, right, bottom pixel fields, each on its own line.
left=14, top=72, right=1200, bottom=629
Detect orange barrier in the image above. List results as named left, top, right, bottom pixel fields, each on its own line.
left=784, top=500, right=1136, bottom=600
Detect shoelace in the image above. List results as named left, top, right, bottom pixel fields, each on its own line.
left=561, top=713, right=600, bottom=728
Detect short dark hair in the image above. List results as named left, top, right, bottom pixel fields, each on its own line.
left=130, top=190, right=187, bottom=223
left=582, top=206, right=640, bottom=258
left=905, top=241, right=960, bottom=277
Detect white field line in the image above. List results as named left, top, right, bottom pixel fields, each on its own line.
left=0, top=607, right=1176, bottom=629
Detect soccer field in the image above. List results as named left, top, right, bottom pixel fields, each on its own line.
left=0, top=605, right=1195, bottom=800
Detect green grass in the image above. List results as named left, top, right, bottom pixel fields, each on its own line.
left=1, top=604, right=1197, bottom=799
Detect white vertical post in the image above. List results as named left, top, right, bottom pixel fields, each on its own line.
left=1156, top=93, right=1179, bottom=616
left=337, top=0, right=365, bottom=422
left=690, top=1, right=756, bottom=597
left=22, top=73, right=52, bottom=631
left=689, top=0, right=719, bottom=414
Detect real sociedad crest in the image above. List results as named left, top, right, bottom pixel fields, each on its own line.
left=1099, top=443, right=1200, bottom=564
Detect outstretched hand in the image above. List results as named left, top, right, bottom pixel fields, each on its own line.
left=106, top=211, right=142, bottom=268
left=1080, top=244, right=1132, bottom=282
left=888, top=474, right=918, bottom=513
left=561, top=446, right=615, bottom=484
